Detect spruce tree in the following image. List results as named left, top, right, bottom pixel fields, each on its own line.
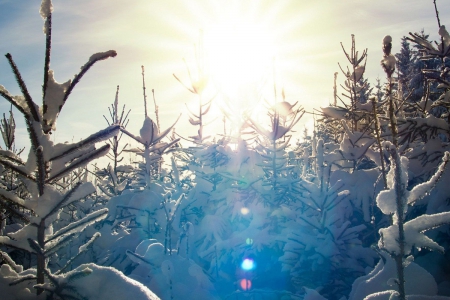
left=396, top=37, right=415, bottom=100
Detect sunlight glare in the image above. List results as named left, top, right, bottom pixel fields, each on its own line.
left=201, top=12, right=278, bottom=136
left=203, top=17, right=275, bottom=97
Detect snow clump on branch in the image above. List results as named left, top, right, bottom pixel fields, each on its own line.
left=381, top=35, right=396, bottom=77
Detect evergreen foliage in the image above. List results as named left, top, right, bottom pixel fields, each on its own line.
left=1, top=1, right=450, bottom=300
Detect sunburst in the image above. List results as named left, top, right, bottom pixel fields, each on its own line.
left=149, top=0, right=318, bottom=138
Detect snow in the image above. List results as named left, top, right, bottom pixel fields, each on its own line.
left=42, top=70, right=71, bottom=132
left=331, top=168, right=380, bottom=222
left=136, top=241, right=165, bottom=264
left=64, top=182, right=97, bottom=207
left=407, top=297, right=450, bottom=300
left=0, top=86, right=33, bottom=117
left=49, top=124, right=120, bottom=167
left=129, top=253, right=219, bottom=300
left=337, top=128, right=375, bottom=161
left=140, top=117, right=159, bottom=144
left=49, top=208, right=108, bottom=241
left=0, top=224, right=38, bottom=252
left=407, top=152, right=450, bottom=205
left=128, top=189, right=163, bottom=211
left=303, top=287, right=328, bottom=300
left=381, top=54, right=396, bottom=72
left=39, top=0, right=53, bottom=20
left=57, top=263, right=160, bottom=300
left=0, top=85, right=9, bottom=95
left=411, top=115, right=449, bottom=131
left=0, top=187, right=28, bottom=208
left=4, top=1, right=450, bottom=300
left=383, top=35, right=393, bottom=45
left=321, top=106, right=348, bottom=120
left=271, top=101, right=297, bottom=117
left=349, top=252, right=438, bottom=299
left=376, top=154, right=409, bottom=219
left=79, top=232, right=101, bottom=253
left=0, top=251, right=23, bottom=273
left=379, top=212, right=450, bottom=255
left=0, top=265, right=40, bottom=300
left=39, top=0, right=53, bottom=34
left=364, top=291, right=398, bottom=299
left=438, top=25, right=450, bottom=52
left=83, top=50, right=118, bottom=68
left=350, top=65, right=365, bottom=82
left=9, top=181, right=94, bottom=221
left=408, top=25, right=450, bottom=57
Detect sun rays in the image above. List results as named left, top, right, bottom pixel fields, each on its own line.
left=161, top=0, right=314, bottom=137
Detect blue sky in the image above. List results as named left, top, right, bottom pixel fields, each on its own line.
left=0, top=0, right=449, bottom=154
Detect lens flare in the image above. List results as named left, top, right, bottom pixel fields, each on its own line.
left=240, top=207, right=250, bottom=215
left=240, top=279, right=252, bottom=291
left=241, top=258, right=255, bottom=271
left=246, top=238, right=253, bottom=245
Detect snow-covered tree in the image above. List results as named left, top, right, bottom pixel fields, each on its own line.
left=350, top=28, right=450, bottom=300
left=0, top=1, right=159, bottom=299
left=95, top=85, right=132, bottom=200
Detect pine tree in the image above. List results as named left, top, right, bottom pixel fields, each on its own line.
left=96, top=85, right=132, bottom=199
left=0, top=0, right=120, bottom=295
left=248, top=101, right=304, bottom=206
left=338, top=35, right=368, bottom=131
left=407, top=30, right=442, bottom=105
left=396, top=37, right=415, bottom=101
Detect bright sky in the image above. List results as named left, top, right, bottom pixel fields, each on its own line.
left=0, top=0, right=449, bottom=154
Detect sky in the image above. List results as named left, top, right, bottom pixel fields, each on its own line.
left=0, top=0, right=449, bottom=157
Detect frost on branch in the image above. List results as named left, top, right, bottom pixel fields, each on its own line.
left=84, top=50, right=118, bottom=68
left=377, top=151, right=450, bottom=222
left=376, top=153, right=409, bottom=220
left=39, top=0, right=53, bottom=34
left=407, top=25, right=450, bottom=58
left=379, top=212, right=450, bottom=255
left=406, top=152, right=450, bottom=205
left=0, top=85, right=35, bottom=120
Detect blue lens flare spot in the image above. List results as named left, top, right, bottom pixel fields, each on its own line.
left=246, top=238, right=253, bottom=245
left=241, top=258, right=255, bottom=271
left=240, top=278, right=252, bottom=291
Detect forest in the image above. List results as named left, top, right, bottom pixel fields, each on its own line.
left=1, top=0, right=450, bottom=299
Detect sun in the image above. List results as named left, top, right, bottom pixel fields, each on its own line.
left=162, top=0, right=310, bottom=137
left=203, top=14, right=276, bottom=99
left=198, top=10, right=278, bottom=136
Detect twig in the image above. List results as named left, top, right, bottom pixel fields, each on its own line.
left=142, top=66, right=148, bottom=118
